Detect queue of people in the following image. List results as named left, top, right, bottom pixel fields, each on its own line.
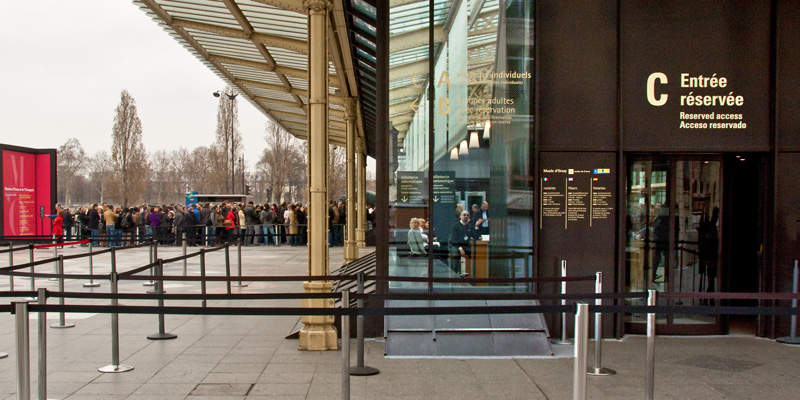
left=47, top=200, right=338, bottom=248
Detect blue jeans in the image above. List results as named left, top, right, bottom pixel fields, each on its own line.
left=106, top=225, right=116, bottom=246
left=206, top=226, right=215, bottom=246
left=262, top=225, right=276, bottom=245
left=91, top=229, right=99, bottom=246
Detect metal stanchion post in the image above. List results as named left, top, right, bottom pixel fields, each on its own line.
left=573, top=302, right=589, bottom=400
left=26, top=244, right=37, bottom=302
left=8, top=244, right=14, bottom=291
left=49, top=235, right=59, bottom=281
left=28, top=244, right=36, bottom=292
left=84, top=242, right=100, bottom=288
left=182, top=233, right=187, bottom=276
left=15, top=301, right=31, bottom=400
left=645, top=289, right=657, bottom=400
left=200, top=249, right=207, bottom=308
left=588, top=272, right=615, bottom=376
left=777, top=260, right=800, bottom=345
left=553, top=260, right=571, bottom=344
left=148, top=259, right=177, bottom=340
left=99, top=248, right=134, bottom=373
left=143, top=242, right=155, bottom=287
left=341, top=290, right=351, bottom=400
left=37, top=288, right=48, bottom=400
left=50, top=256, right=75, bottom=329
left=224, top=245, right=232, bottom=294
left=232, top=241, right=248, bottom=287
left=350, top=272, right=379, bottom=376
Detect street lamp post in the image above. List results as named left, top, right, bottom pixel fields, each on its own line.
left=213, top=90, right=239, bottom=194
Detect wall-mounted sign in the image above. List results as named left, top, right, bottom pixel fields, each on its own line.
left=540, top=168, right=614, bottom=229
left=621, top=2, right=770, bottom=151
left=397, top=171, right=425, bottom=204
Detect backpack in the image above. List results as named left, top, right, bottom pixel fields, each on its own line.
left=120, top=213, right=131, bottom=229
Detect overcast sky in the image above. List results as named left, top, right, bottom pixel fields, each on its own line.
left=0, top=1, right=283, bottom=169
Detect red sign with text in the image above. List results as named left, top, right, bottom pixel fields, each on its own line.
left=3, top=150, right=50, bottom=236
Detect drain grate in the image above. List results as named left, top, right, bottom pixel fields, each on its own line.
left=676, top=355, right=763, bottom=372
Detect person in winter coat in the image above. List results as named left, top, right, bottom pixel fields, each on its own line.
left=225, top=206, right=238, bottom=243
left=52, top=210, right=64, bottom=243
left=288, top=205, right=299, bottom=246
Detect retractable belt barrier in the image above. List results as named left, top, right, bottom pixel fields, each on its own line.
left=32, top=240, right=90, bottom=249
left=5, top=242, right=800, bottom=400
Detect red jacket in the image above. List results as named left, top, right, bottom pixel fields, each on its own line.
left=52, top=216, right=63, bottom=236
left=225, top=210, right=236, bottom=230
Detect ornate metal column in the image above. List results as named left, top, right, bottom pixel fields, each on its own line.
left=299, top=0, right=337, bottom=351
left=356, top=137, right=367, bottom=248
left=344, top=97, right=358, bottom=262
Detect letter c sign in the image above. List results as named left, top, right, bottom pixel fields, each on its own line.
left=647, top=72, right=668, bottom=106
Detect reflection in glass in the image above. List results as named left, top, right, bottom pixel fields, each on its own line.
left=387, top=0, right=534, bottom=293
left=626, top=159, right=720, bottom=327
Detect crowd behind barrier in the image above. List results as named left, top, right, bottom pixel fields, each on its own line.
left=27, top=198, right=377, bottom=250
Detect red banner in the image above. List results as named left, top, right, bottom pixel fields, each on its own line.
left=3, top=150, right=51, bottom=236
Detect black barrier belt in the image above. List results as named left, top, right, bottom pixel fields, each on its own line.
left=594, top=305, right=800, bottom=316
left=13, top=303, right=800, bottom=318
left=0, top=291, right=36, bottom=298
left=118, top=261, right=161, bottom=277
left=2, top=270, right=108, bottom=280
left=115, top=274, right=595, bottom=284
left=0, top=246, right=27, bottom=254
left=660, top=292, right=800, bottom=301
left=19, top=303, right=576, bottom=316
left=162, top=249, right=206, bottom=264
left=0, top=257, right=61, bottom=272
left=118, top=274, right=361, bottom=282
left=0, top=304, right=12, bottom=313
left=361, top=291, right=648, bottom=301
left=45, top=291, right=340, bottom=300
left=373, top=275, right=596, bottom=284
left=204, top=244, right=229, bottom=253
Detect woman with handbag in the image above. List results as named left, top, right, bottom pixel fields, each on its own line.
left=224, top=205, right=237, bottom=243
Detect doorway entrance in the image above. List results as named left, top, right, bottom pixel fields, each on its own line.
left=624, top=154, right=764, bottom=335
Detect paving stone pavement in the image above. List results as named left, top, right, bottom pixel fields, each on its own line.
left=0, top=244, right=798, bottom=399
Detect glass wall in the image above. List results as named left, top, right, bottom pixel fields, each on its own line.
left=388, top=0, right=534, bottom=292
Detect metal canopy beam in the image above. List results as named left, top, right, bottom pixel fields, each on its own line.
left=171, top=17, right=307, bottom=54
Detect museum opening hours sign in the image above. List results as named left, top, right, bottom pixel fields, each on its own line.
left=540, top=168, right=614, bottom=230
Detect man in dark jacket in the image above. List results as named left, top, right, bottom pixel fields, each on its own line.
left=448, top=209, right=473, bottom=276
left=244, top=201, right=258, bottom=246
left=173, top=206, right=186, bottom=246
left=63, top=208, right=74, bottom=241
left=87, top=204, right=100, bottom=246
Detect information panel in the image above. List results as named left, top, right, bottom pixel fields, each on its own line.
left=3, top=151, right=37, bottom=236
left=0, top=145, right=55, bottom=237
left=540, top=168, right=613, bottom=229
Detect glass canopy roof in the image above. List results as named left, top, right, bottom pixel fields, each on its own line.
left=133, top=0, right=358, bottom=150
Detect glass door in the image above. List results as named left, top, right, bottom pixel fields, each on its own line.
left=625, top=156, right=723, bottom=335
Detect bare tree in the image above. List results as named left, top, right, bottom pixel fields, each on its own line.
left=328, top=144, right=346, bottom=201
left=88, top=151, right=114, bottom=204
left=57, top=138, right=87, bottom=206
left=111, top=90, right=148, bottom=206
left=214, top=86, right=242, bottom=194
left=259, top=121, right=304, bottom=203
